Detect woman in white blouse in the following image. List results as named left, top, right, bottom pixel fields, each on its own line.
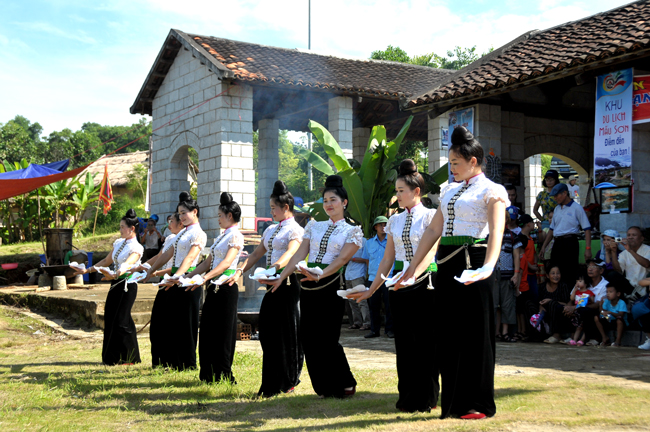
left=269, top=175, right=363, bottom=398
left=351, top=159, right=440, bottom=413
left=184, top=192, right=244, bottom=383
left=75, top=209, right=144, bottom=365
left=145, top=192, right=208, bottom=371
left=228, top=180, right=304, bottom=397
left=400, top=126, right=508, bottom=420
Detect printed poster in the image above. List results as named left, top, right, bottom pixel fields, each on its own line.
left=594, top=68, right=633, bottom=188
left=633, top=74, right=650, bottom=125
left=447, top=107, right=475, bottom=183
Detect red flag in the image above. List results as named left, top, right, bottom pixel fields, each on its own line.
left=98, top=163, right=113, bottom=215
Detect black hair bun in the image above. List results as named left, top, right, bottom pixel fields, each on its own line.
left=272, top=180, right=289, bottom=196
left=450, top=126, right=474, bottom=146
left=325, top=175, right=344, bottom=188
left=398, top=159, right=417, bottom=176
left=220, top=192, right=234, bottom=205
left=179, top=191, right=192, bottom=202
left=125, top=208, right=137, bottom=219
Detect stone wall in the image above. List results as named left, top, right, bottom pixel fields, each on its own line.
left=150, top=48, right=255, bottom=239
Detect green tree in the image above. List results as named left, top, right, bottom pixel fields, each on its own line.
left=371, top=45, right=493, bottom=70
left=541, top=154, right=552, bottom=176
left=0, top=119, right=39, bottom=163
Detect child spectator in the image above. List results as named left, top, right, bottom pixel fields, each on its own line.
left=141, top=218, right=161, bottom=261
left=506, top=206, right=521, bottom=235
left=345, top=238, right=370, bottom=331
left=513, top=214, right=538, bottom=341
left=567, top=268, right=595, bottom=346
left=594, top=283, right=628, bottom=347
left=494, top=209, right=519, bottom=342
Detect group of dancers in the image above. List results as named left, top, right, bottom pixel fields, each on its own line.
left=73, top=125, right=509, bottom=420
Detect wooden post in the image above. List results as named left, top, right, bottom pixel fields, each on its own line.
left=37, top=189, right=48, bottom=266
left=92, top=199, right=101, bottom=236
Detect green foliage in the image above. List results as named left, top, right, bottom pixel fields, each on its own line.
left=126, top=164, right=148, bottom=199
left=300, top=117, right=447, bottom=237
left=541, top=154, right=552, bottom=176
left=370, top=45, right=494, bottom=70
left=89, top=194, right=148, bottom=236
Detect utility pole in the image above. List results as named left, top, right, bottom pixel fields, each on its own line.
left=307, top=0, right=313, bottom=191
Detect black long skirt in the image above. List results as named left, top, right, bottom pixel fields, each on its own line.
left=389, top=275, right=439, bottom=412
left=258, top=274, right=303, bottom=396
left=300, top=273, right=356, bottom=397
left=435, top=244, right=496, bottom=419
left=199, top=282, right=239, bottom=383
left=102, top=279, right=141, bottom=365
left=150, top=284, right=201, bottom=370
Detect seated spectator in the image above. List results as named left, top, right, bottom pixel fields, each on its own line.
left=568, top=175, right=580, bottom=202
left=567, top=268, right=595, bottom=346
left=362, top=216, right=394, bottom=338
left=493, top=209, right=519, bottom=342
left=633, top=277, right=650, bottom=350
left=594, top=283, right=628, bottom=347
left=345, top=237, right=370, bottom=331
left=564, top=259, right=608, bottom=346
left=538, top=264, right=573, bottom=344
left=599, top=229, right=623, bottom=271
left=610, top=226, right=650, bottom=304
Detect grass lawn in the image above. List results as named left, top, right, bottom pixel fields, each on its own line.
left=1, top=305, right=649, bottom=431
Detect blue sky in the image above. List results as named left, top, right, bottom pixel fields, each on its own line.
left=0, top=0, right=633, bottom=136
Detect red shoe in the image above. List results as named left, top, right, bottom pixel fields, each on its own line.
left=284, top=387, right=295, bottom=394
left=343, top=386, right=356, bottom=397
left=461, top=412, right=487, bottom=420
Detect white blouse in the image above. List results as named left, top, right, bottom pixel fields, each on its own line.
left=303, top=219, right=363, bottom=265
left=161, top=233, right=177, bottom=269
left=385, top=203, right=436, bottom=264
left=172, top=223, right=208, bottom=268
left=439, top=173, right=510, bottom=239
left=261, top=217, right=304, bottom=266
left=210, top=226, right=244, bottom=271
left=112, top=237, right=143, bottom=267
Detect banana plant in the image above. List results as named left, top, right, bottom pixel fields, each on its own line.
left=300, top=116, right=449, bottom=237
left=70, top=172, right=99, bottom=228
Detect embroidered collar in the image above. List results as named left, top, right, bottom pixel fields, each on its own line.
left=465, top=172, right=484, bottom=185
left=328, top=217, right=346, bottom=225
left=185, top=222, right=200, bottom=231
left=405, top=202, right=422, bottom=214
left=278, top=216, right=294, bottom=225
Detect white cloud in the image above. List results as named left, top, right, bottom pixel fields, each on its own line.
left=13, top=21, right=97, bottom=44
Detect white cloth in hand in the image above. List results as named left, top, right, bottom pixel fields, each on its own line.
left=211, top=274, right=231, bottom=286
left=296, top=261, right=323, bottom=276
left=68, top=262, right=86, bottom=272
left=381, top=262, right=413, bottom=287
left=336, top=284, right=368, bottom=299
left=128, top=271, right=148, bottom=283
left=178, top=274, right=205, bottom=287
left=454, top=264, right=495, bottom=284
left=249, top=267, right=278, bottom=281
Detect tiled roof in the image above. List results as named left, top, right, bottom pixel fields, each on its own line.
left=409, top=0, right=650, bottom=108
left=83, top=151, right=149, bottom=187
left=130, top=29, right=453, bottom=115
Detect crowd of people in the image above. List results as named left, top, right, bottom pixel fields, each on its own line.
left=69, top=125, right=650, bottom=421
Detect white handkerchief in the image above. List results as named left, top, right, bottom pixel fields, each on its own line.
left=94, top=266, right=115, bottom=277
left=211, top=274, right=230, bottom=286
left=69, top=262, right=86, bottom=271
left=454, top=266, right=493, bottom=284
left=381, top=262, right=410, bottom=287
left=296, top=261, right=323, bottom=275
left=336, top=284, right=369, bottom=298
left=249, top=267, right=277, bottom=281
left=129, top=271, right=148, bottom=283
left=141, top=262, right=151, bottom=270
left=118, top=263, right=137, bottom=274
left=178, top=275, right=205, bottom=287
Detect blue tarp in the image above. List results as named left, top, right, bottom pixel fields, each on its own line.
left=0, top=159, right=70, bottom=180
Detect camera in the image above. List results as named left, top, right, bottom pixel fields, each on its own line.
left=615, top=237, right=623, bottom=243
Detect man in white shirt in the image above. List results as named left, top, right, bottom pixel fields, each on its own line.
left=611, top=226, right=650, bottom=302
left=567, top=176, right=580, bottom=202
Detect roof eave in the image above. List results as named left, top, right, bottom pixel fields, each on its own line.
left=129, top=29, right=234, bottom=116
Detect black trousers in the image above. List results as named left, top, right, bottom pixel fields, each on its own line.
left=367, top=280, right=393, bottom=335
left=258, top=274, right=303, bottom=396
left=436, top=244, right=496, bottom=419
left=551, top=236, right=579, bottom=286
left=150, top=284, right=202, bottom=370
left=300, top=273, right=356, bottom=397
left=199, top=282, right=239, bottom=383
left=390, top=275, right=439, bottom=412
left=102, top=280, right=141, bottom=365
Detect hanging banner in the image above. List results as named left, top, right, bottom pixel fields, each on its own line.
left=594, top=68, right=633, bottom=188
left=447, top=107, right=475, bottom=183
left=633, top=74, right=650, bottom=125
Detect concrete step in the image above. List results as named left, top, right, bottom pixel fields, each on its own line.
left=96, top=311, right=152, bottom=329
